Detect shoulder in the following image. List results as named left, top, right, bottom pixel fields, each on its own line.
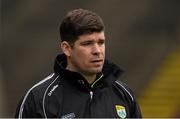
left=27, top=73, right=60, bottom=98
left=32, top=73, right=59, bottom=92
left=113, top=80, right=135, bottom=102
left=16, top=73, right=60, bottom=118
left=21, top=73, right=60, bottom=105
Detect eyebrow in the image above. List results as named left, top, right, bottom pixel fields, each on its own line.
left=80, top=40, right=94, bottom=45
left=83, top=38, right=105, bottom=42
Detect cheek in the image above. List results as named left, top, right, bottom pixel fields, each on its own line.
left=72, top=50, right=88, bottom=63
left=77, top=51, right=91, bottom=65
left=102, top=46, right=105, bottom=52
left=76, top=48, right=90, bottom=57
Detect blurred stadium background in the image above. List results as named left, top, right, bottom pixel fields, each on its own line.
left=0, top=0, right=180, bottom=117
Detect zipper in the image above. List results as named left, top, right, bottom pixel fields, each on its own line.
left=87, top=74, right=103, bottom=117
left=89, top=91, right=93, bottom=100
left=87, top=91, right=93, bottom=117
left=89, top=74, right=103, bottom=100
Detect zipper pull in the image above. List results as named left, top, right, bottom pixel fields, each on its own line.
left=90, top=91, right=93, bottom=100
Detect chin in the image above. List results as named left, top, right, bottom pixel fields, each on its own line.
left=84, top=66, right=103, bottom=74
left=91, top=68, right=103, bottom=73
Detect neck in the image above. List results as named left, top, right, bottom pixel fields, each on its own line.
left=66, top=66, right=96, bottom=84
left=82, top=74, right=96, bottom=84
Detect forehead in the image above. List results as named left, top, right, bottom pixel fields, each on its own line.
left=77, top=31, right=105, bottom=42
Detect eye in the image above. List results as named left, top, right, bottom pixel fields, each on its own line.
left=80, top=41, right=93, bottom=46
left=98, top=40, right=105, bottom=45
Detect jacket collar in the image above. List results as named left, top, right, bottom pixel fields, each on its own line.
left=54, top=54, right=123, bottom=89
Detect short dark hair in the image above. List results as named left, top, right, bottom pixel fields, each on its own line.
left=59, top=8, right=105, bottom=44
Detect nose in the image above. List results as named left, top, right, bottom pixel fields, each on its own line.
left=92, top=44, right=101, bottom=55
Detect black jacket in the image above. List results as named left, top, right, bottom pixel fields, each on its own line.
left=15, top=54, right=142, bottom=118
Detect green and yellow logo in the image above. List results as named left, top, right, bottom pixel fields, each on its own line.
left=115, top=105, right=126, bottom=119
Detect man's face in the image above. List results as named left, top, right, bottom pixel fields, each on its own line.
left=66, top=31, right=105, bottom=75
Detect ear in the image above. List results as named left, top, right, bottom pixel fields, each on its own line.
left=60, top=41, right=72, bottom=56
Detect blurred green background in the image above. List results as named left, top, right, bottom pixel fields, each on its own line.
left=1, top=0, right=180, bottom=117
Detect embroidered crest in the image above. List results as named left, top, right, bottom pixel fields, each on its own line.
left=115, top=105, right=126, bottom=118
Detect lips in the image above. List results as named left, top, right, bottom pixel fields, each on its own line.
left=90, top=59, right=103, bottom=63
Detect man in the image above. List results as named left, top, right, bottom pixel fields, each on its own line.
left=15, top=8, right=142, bottom=118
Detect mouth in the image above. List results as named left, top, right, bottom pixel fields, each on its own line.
left=90, top=59, right=103, bottom=63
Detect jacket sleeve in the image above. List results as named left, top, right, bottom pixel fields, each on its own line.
left=15, top=91, right=38, bottom=118
left=124, top=85, right=142, bottom=118
left=130, top=95, right=142, bottom=118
